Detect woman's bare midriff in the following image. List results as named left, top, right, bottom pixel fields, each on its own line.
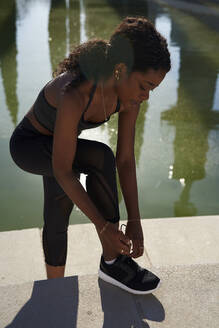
left=25, top=107, right=53, bottom=136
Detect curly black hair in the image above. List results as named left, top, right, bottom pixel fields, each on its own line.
left=109, top=16, right=171, bottom=73
left=54, top=16, right=171, bottom=90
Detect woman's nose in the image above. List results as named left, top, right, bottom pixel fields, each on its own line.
left=141, top=90, right=150, bottom=101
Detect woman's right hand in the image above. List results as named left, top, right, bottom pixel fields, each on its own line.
left=98, top=222, right=132, bottom=255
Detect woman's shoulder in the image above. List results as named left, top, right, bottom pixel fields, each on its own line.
left=44, top=72, right=93, bottom=111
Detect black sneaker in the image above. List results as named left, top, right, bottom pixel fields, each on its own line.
left=98, top=254, right=160, bottom=295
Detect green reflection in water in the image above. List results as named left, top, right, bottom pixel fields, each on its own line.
left=49, top=0, right=81, bottom=73
left=107, top=0, right=148, bottom=18
left=0, top=0, right=18, bottom=126
left=49, top=0, right=68, bottom=72
left=69, top=0, right=81, bottom=46
left=83, top=0, right=119, bottom=40
left=161, top=5, right=219, bottom=217
left=1, top=0, right=219, bottom=231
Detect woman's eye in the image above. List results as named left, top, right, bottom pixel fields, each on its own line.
left=140, top=85, right=146, bottom=91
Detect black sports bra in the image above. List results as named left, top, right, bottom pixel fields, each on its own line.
left=33, top=83, right=120, bottom=135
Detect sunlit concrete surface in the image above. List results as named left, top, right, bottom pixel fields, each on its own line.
left=142, top=216, right=219, bottom=266
left=1, top=266, right=218, bottom=328
left=0, top=216, right=219, bottom=327
left=0, top=229, right=45, bottom=286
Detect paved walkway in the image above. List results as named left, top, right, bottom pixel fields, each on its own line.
left=0, top=216, right=219, bottom=327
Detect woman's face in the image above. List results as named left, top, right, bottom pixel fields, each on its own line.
left=117, top=68, right=167, bottom=110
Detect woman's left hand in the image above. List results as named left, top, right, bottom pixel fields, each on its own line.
left=125, top=220, right=144, bottom=258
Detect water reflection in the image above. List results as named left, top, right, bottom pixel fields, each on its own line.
left=161, top=4, right=219, bottom=216
left=49, top=0, right=68, bottom=72
left=107, top=0, right=148, bottom=17
left=0, top=0, right=18, bottom=125
left=84, top=1, right=118, bottom=40
left=49, top=0, right=81, bottom=73
left=79, top=0, right=88, bottom=43
left=1, top=0, right=219, bottom=230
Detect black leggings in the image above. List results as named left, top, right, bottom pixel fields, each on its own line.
left=9, top=117, right=120, bottom=266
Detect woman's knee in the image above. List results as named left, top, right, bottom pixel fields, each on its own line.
left=96, top=142, right=116, bottom=170
left=74, top=139, right=116, bottom=173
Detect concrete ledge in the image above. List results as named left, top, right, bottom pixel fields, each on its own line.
left=142, top=215, right=219, bottom=266
left=0, top=215, right=218, bottom=286
left=0, top=229, right=46, bottom=286
left=1, top=216, right=219, bottom=327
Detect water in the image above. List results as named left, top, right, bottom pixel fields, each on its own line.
left=1, top=0, right=219, bottom=231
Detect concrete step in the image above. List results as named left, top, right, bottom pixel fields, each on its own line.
left=1, top=216, right=219, bottom=327
left=0, top=216, right=219, bottom=286
left=1, top=264, right=218, bottom=328
left=0, top=216, right=218, bottom=286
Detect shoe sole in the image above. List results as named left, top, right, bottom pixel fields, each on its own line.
left=98, top=269, right=161, bottom=295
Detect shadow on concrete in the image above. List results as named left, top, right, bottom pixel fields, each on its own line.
left=5, top=276, right=79, bottom=328
left=98, top=278, right=165, bottom=327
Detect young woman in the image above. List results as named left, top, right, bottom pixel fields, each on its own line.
left=10, top=16, right=171, bottom=294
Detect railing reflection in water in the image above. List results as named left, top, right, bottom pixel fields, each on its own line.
left=0, top=0, right=219, bottom=229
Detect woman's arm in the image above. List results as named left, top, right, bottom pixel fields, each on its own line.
left=52, top=88, right=131, bottom=254
left=116, top=105, right=144, bottom=257
left=116, top=106, right=140, bottom=220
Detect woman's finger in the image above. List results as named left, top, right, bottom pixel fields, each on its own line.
left=118, top=231, right=131, bottom=254
left=119, top=244, right=130, bottom=255
left=130, top=239, right=144, bottom=258
left=119, top=231, right=131, bottom=246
